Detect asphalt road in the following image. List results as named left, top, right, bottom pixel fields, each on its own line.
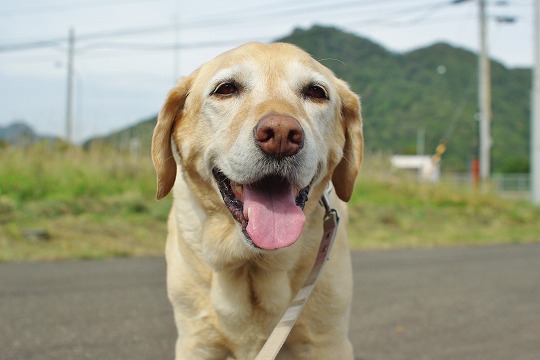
left=1, top=244, right=539, bottom=360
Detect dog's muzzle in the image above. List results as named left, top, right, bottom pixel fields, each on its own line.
left=213, top=169, right=310, bottom=250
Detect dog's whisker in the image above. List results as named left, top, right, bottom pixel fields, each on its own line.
left=317, top=57, right=347, bottom=67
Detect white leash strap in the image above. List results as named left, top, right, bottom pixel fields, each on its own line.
left=254, top=193, right=339, bottom=360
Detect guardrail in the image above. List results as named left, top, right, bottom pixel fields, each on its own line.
left=491, top=173, right=530, bottom=193
left=441, top=173, right=530, bottom=196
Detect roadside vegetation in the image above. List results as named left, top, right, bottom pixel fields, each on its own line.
left=0, top=144, right=171, bottom=261
left=1, top=145, right=539, bottom=261
left=349, top=154, right=540, bottom=249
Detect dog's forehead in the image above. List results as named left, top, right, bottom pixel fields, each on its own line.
left=195, top=42, right=334, bottom=89
left=214, top=42, right=317, bottom=69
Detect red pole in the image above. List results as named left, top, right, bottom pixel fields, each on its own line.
left=471, top=157, right=480, bottom=190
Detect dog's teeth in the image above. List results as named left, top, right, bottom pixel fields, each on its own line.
left=231, top=181, right=243, bottom=196
left=247, top=207, right=251, bottom=220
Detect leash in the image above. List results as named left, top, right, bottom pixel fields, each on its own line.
left=254, top=186, right=340, bottom=360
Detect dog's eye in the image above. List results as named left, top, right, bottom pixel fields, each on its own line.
left=213, top=82, right=238, bottom=96
left=304, top=84, right=328, bottom=100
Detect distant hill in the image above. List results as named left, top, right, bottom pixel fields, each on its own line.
left=0, top=122, right=60, bottom=146
left=83, top=116, right=156, bottom=153
left=87, top=25, right=532, bottom=173
left=0, top=122, right=37, bottom=144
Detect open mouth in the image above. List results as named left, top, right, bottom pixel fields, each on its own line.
left=213, top=169, right=310, bottom=250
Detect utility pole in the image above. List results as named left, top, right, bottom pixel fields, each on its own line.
left=417, top=128, right=425, bottom=156
left=65, top=28, right=75, bottom=143
left=478, top=0, right=492, bottom=182
left=173, top=14, right=180, bottom=82
left=173, top=1, right=181, bottom=82
left=532, top=0, right=540, bottom=204
left=453, top=0, right=493, bottom=182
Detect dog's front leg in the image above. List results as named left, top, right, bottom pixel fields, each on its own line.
left=174, top=331, right=230, bottom=360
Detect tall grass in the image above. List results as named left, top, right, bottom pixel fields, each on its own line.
left=1, top=146, right=539, bottom=261
left=1, top=144, right=155, bottom=202
left=0, top=144, right=171, bottom=261
left=347, top=154, right=540, bottom=248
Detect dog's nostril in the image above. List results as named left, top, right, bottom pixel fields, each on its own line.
left=288, top=128, right=303, bottom=145
left=256, top=128, right=275, bottom=143
left=254, top=115, right=304, bottom=159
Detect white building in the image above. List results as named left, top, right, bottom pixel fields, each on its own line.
left=391, top=155, right=440, bottom=183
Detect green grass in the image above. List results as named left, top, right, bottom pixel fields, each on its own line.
left=1, top=145, right=539, bottom=261
left=347, top=155, right=540, bottom=249
left=0, top=144, right=171, bottom=261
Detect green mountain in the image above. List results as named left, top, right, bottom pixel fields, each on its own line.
left=279, top=25, right=531, bottom=172
left=0, top=122, right=61, bottom=147
left=88, top=25, right=532, bottom=173
left=83, top=116, right=156, bottom=152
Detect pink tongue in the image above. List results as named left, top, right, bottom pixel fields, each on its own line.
left=243, top=184, right=306, bottom=250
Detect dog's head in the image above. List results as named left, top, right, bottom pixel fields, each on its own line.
left=152, top=42, right=363, bottom=251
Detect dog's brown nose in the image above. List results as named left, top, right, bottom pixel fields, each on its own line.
left=254, top=115, right=304, bottom=159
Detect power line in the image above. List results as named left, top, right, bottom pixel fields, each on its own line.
left=345, top=1, right=462, bottom=28
left=77, top=37, right=276, bottom=53
left=0, top=39, right=65, bottom=52
left=0, top=0, right=528, bottom=59
left=0, top=0, right=162, bottom=17
left=0, top=0, right=460, bottom=54
left=0, top=0, right=529, bottom=61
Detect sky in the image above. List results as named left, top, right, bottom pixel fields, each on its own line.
left=0, top=0, right=535, bottom=143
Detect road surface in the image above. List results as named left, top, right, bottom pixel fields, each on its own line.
left=1, top=244, right=539, bottom=360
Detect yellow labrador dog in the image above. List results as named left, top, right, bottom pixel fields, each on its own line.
left=152, top=42, right=363, bottom=360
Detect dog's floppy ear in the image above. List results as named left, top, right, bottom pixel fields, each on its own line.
left=332, top=80, right=363, bottom=202
left=152, top=77, right=191, bottom=200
